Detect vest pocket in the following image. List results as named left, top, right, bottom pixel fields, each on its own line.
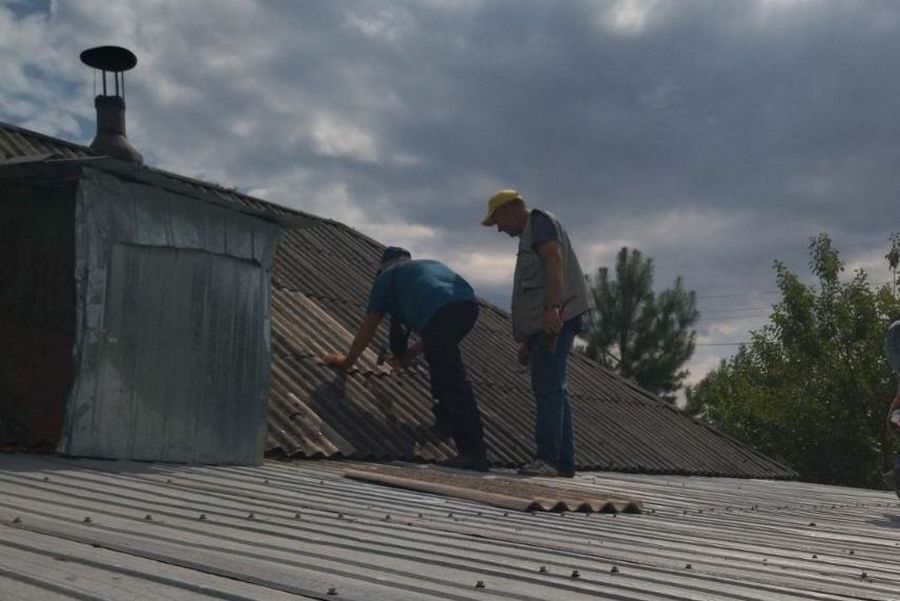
left=516, top=252, right=543, bottom=289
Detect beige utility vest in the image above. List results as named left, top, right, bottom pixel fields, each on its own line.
left=511, top=209, right=590, bottom=342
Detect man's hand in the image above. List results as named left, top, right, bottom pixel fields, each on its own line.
left=517, top=343, right=531, bottom=366
left=543, top=306, right=562, bottom=335
left=322, top=353, right=352, bottom=370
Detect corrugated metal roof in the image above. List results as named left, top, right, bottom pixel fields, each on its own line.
left=0, top=123, right=94, bottom=161
left=1, top=454, right=897, bottom=600
left=0, top=120, right=795, bottom=477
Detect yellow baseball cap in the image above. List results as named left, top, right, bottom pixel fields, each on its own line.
left=481, top=189, right=521, bottom=226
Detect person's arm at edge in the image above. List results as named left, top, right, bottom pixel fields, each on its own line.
left=323, top=313, right=383, bottom=370
left=888, top=380, right=900, bottom=432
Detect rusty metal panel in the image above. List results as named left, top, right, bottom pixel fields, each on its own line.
left=61, top=169, right=280, bottom=464
left=0, top=180, right=77, bottom=449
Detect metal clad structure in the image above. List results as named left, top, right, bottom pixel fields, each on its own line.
left=1, top=120, right=794, bottom=477
left=61, top=169, right=281, bottom=464
left=0, top=454, right=897, bottom=600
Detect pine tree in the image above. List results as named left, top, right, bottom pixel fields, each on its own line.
left=583, top=247, right=698, bottom=402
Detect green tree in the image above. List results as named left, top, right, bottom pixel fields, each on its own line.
left=686, top=233, right=900, bottom=488
left=583, top=247, right=699, bottom=402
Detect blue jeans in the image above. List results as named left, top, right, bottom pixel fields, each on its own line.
left=527, top=316, right=581, bottom=472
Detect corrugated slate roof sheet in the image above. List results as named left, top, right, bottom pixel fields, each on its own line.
left=0, top=121, right=795, bottom=478
left=1, top=454, right=898, bottom=600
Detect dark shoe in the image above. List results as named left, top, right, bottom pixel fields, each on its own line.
left=439, top=453, right=489, bottom=472
left=517, top=459, right=558, bottom=477
left=557, top=468, right=576, bottom=478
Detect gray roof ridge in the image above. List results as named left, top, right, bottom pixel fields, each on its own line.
left=0, top=120, right=380, bottom=246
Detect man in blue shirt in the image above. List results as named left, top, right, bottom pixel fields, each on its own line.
left=323, top=247, right=488, bottom=471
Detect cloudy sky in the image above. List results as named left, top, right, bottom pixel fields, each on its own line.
left=3, top=0, right=899, bottom=388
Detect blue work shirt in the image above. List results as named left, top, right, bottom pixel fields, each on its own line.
left=366, top=259, right=475, bottom=332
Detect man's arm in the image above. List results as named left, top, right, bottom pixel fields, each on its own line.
left=323, top=313, right=383, bottom=370
left=888, top=380, right=900, bottom=430
left=536, top=239, right=563, bottom=334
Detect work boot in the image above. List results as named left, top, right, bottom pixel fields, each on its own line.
left=517, top=458, right=558, bottom=477
left=439, top=452, right=489, bottom=472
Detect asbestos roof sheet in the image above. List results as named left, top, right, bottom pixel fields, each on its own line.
left=1, top=120, right=794, bottom=478
left=0, top=454, right=898, bottom=601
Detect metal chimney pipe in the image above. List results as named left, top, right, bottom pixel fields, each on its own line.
left=80, top=46, right=143, bottom=165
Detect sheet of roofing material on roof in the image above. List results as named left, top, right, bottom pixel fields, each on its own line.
left=1, top=454, right=898, bottom=601
left=0, top=120, right=795, bottom=478
left=344, top=464, right=643, bottom=513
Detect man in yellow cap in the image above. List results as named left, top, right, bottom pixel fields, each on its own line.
left=482, top=189, right=590, bottom=477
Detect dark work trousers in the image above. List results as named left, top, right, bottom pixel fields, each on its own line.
left=527, top=315, right=581, bottom=473
left=420, top=300, right=485, bottom=457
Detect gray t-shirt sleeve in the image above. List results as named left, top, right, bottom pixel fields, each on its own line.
left=530, top=211, right=559, bottom=250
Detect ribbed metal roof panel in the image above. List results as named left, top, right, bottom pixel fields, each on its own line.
left=0, top=454, right=896, bottom=601
left=0, top=124, right=94, bottom=161
left=0, top=121, right=795, bottom=478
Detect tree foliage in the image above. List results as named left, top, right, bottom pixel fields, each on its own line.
left=583, top=247, right=699, bottom=402
left=687, top=234, right=900, bottom=488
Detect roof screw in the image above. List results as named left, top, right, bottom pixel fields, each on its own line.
left=42, top=476, right=49, bottom=481
left=294, top=513, right=302, bottom=519
left=418, top=513, right=424, bottom=518
left=849, top=550, right=855, bottom=555
left=327, top=586, right=338, bottom=595
left=199, top=514, right=207, bottom=520
left=83, top=517, right=92, bottom=523
left=861, top=571, right=868, bottom=579
left=571, top=569, right=580, bottom=579
left=538, top=566, right=547, bottom=573
left=337, top=513, right=343, bottom=519
left=448, top=512, right=453, bottom=518
left=264, top=479, right=269, bottom=484
left=475, top=580, right=485, bottom=589
left=12, top=517, right=21, bottom=524
left=166, top=479, right=173, bottom=484
left=808, top=522, right=815, bottom=527
left=144, top=514, right=153, bottom=521
left=247, top=513, right=255, bottom=520
left=384, top=514, right=391, bottom=521
left=610, top=566, right=619, bottom=574
left=503, top=512, right=508, bottom=517
left=685, top=563, right=692, bottom=570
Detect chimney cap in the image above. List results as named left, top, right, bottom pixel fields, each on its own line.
left=80, top=46, right=137, bottom=72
